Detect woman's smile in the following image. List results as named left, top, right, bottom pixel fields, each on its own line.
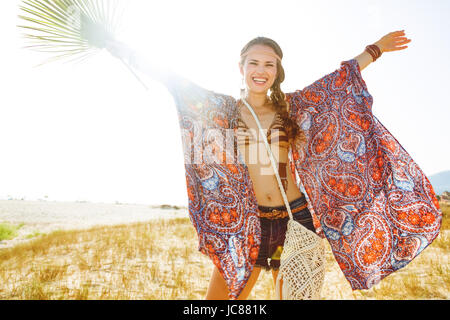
left=252, top=76, right=268, bottom=85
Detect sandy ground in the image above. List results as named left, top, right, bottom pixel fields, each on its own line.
left=0, top=200, right=188, bottom=249
left=0, top=200, right=447, bottom=299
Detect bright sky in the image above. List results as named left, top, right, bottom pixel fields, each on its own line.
left=1, top=0, right=449, bottom=206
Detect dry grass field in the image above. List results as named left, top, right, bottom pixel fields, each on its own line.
left=0, top=204, right=448, bottom=300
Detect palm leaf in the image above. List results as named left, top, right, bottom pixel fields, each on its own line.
left=17, top=0, right=123, bottom=66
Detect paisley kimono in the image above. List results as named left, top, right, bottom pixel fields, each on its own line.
left=133, top=55, right=442, bottom=299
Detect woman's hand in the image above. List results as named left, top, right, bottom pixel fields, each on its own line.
left=104, top=39, right=134, bottom=61
left=355, top=30, right=412, bottom=71
left=374, top=30, right=412, bottom=53
left=104, top=38, right=179, bottom=88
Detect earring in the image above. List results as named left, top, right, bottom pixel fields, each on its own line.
left=240, top=77, right=246, bottom=90
left=240, top=78, right=247, bottom=99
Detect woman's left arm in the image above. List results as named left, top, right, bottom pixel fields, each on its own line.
left=355, top=30, right=412, bottom=71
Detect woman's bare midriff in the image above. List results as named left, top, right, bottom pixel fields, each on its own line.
left=246, top=161, right=304, bottom=207
left=237, top=108, right=304, bottom=207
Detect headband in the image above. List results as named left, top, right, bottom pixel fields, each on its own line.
left=241, top=47, right=282, bottom=62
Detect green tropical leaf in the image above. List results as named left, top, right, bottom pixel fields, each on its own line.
left=18, top=0, right=123, bottom=66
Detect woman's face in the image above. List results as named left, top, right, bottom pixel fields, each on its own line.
left=240, top=44, right=278, bottom=96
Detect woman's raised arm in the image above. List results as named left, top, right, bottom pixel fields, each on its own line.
left=354, top=30, right=412, bottom=71
left=104, top=38, right=235, bottom=124
left=105, top=39, right=185, bottom=89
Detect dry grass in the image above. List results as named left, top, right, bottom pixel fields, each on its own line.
left=0, top=204, right=448, bottom=300
left=0, top=218, right=211, bottom=300
left=440, top=203, right=450, bottom=230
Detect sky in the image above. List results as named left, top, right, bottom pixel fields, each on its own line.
left=0, top=0, right=449, bottom=206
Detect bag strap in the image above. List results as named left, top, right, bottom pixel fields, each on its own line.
left=241, top=99, right=293, bottom=221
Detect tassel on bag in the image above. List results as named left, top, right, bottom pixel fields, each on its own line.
left=241, top=99, right=325, bottom=300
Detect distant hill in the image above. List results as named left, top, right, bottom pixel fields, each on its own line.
left=428, top=170, right=450, bottom=195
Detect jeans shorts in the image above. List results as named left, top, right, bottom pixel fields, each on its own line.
left=254, top=195, right=315, bottom=271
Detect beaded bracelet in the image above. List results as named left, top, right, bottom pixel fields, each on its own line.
left=365, top=44, right=382, bottom=62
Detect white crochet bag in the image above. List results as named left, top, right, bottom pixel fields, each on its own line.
left=241, top=99, right=325, bottom=300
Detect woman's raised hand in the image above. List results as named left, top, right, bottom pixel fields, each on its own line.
left=104, top=39, right=134, bottom=61
left=374, top=30, right=412, bottom=53
left=104, top=38, right=178, bottom=89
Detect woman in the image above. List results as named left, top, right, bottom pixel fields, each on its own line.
left=106, top=30, right=441, bottom=300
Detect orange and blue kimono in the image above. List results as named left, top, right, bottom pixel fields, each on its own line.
left=139, top=58, right=442, bottom=299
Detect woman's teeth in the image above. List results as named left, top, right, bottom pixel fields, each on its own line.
left=253, top=77, right=267, bottom=84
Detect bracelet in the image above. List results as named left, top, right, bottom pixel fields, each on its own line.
left=365, top=45, right=380, bottom=62
left=365, top=44, right=382, bottom=62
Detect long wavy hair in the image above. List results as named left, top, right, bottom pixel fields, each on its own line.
left=239, top=37, right=306, bottom=148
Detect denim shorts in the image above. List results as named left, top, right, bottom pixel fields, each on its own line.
left=255, top=195, right=315, bottom=271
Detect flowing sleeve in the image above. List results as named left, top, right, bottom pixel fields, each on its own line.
left=129, top=49, right=260, bottom=300
left=164, top=76, right=261, bottom=300
left=286, top=59, right=442, bottom=290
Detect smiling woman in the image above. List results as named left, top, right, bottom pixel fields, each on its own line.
left=103, top=31, right=442, bottom=300
left=237, top=38, right=306, bottom=201
left=16, top=0, right=443, bottom=301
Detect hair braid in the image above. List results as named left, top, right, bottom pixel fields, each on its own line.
left=270, top=67, right=306, bottom=148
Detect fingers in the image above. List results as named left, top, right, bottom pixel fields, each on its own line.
left=384, top=45, right=409, bottom=52
left=395, top=38, right=411, bottom=44
left=392, top=46, right=409, bottom=51
left=395, top=36, right=411, bottom=47
left=389, top=29, right=405, bottom=35
left=390, top=31, right=411, bottom=51
left=379, top=30, right=411, bottom=52
left=105, top=40, right=133, bottom=60
left=387, top=30, right=407, bottom=40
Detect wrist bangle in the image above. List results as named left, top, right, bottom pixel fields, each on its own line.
left=365, top=44, right=382, bottom=62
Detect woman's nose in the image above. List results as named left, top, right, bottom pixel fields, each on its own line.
left=256, top=64, right=265, bottom=73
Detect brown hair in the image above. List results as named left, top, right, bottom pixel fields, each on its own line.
left=239, top=37, right=306, bottom=148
